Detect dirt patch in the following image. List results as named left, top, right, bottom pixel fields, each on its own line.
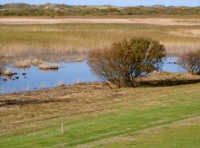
left=171, top=116, right=200, bottom=127
left=132, top=115, right=200, bottom=136
left=76, top=136, right=136, bottom=148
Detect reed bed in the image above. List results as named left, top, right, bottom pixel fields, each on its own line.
left=0, top=23, right=200, bottom=64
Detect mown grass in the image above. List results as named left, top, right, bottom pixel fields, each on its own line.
left=1, top=82, right=200, bottom=147
left=0, top=23, right=200, bottom=64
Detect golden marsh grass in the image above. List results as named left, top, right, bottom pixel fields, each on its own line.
left=0, top=23, right=200, bottom=64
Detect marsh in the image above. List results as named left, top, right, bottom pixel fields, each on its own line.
left=0, top=18, right=200, bottom=94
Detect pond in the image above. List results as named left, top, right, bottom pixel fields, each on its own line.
left=0, top=61, right=99, bottom=94
left=0, top=57, right=187, bottom=95
left=161, top=56, right=187, bottom=73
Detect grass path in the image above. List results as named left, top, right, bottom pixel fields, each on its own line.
left=1, top=83, right=200, bottom=147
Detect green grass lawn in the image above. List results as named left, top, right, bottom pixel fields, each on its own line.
left=1, top=83, right=200, bottom=148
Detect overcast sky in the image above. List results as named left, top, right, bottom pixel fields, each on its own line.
left=1, top=0, right=200, bottom=6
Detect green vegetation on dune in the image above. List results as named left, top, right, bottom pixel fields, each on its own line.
left=1, top=83, right=200, bottom=147
left=0, top=3, right=200, bottom=16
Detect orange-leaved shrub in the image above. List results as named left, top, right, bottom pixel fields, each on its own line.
left=179, top=50, right=200, bottom=74
left=88, top=38, right=166, bottom=87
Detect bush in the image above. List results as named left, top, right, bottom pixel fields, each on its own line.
left=88, top=38, right=166, bottom=87
left=179, top=50, right=200, bottom=74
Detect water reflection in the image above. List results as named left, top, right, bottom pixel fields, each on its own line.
left=0, top=61, right=99, bottom=94
left=161, top=57, right=187, bottom=73
left=0, top=57, right=188, bottom=95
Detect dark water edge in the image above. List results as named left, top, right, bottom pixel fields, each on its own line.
left=0, top=57, right=187, bottom=95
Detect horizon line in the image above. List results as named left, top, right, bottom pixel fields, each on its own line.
left=0, top=2, right=200, bottom=7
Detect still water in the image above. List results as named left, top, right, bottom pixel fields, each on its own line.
left=161, top=57, right=187, bottom=73
left=0, top=57, right=187, bottom=94
left=0, top=61, right=99, bottom=94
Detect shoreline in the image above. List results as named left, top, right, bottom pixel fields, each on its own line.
left=1, top=72, right=200, bottom=96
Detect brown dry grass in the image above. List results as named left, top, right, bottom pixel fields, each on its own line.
left=136, top=72, right=200, bottom=86
left=39, top=63, right=58, bottom=70
left=0, top=21, right=200, bottom=64
left=0, top=82, right=122, bottom=135
left=165, top=43, right=200, bottom=56
left=0, top=18, right=200, bottom=26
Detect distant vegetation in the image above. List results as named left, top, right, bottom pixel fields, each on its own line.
left=0, top=3, right=200, bottom=16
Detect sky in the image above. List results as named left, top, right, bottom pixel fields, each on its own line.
left=0, top=0, right=200, bottom=7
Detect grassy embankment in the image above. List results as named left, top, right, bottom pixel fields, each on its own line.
left=0, top=22, right=200, bottom=65
left=1, top=73, right=200, bottom=147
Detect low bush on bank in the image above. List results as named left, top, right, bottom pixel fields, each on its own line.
left=88, top=38, right=166, bottom=87
left=179, top=50, right=200, bottom=74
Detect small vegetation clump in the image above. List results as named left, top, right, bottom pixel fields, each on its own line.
left=88, top=38, right=166, bottom=87
left=13, top=59, right=44, bottom=69
left=179, top=50, right=200, bottom=74
left=39, top=63, right=59, bottom=70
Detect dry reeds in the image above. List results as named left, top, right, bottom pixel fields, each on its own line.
left=14, top=59, right=32, bottom=69
left=39, top=63, right=59, bottom=70
left=13, top=59, right=44, bottom=68
left=0, top=23, right=199, bottom=64
left=165, top=43, right=200, bottom=56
